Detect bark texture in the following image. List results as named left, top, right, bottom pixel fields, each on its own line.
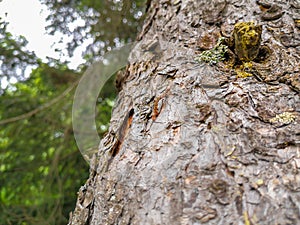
left=69, top=0, right=300, bottom=224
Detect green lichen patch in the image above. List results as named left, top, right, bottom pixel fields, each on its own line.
left=270, top=112, right=296, bottom=124
left=195, top=37, right=228, bottom=65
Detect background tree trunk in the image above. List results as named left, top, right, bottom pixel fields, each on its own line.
left=69, top=0, right=300, bottom=224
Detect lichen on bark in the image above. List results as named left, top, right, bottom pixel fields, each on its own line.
left=195, top=37, right=228, bottom=65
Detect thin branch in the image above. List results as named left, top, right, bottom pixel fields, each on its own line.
left=0, top=79, right=80, bottom=126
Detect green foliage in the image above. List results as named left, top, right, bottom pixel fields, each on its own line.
left=0, top=65, right=85, bottom=224
left=0, top=0, right=146, bottom=224
left=0, top=18, right=37, bottom=82
left=40, top=0, right=147, bottom=58
left=0, top=62, right=117, bottom=224
left=96, top=73, right=118, bottom=134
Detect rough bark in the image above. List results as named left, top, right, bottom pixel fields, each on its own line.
left=69, top=0, right=300, bottom=224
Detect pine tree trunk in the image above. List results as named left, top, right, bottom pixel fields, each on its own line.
left=69, top=0, right=300, bottom=224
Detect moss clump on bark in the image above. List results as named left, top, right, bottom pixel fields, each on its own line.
left=232, top=21, right=262, bottom=62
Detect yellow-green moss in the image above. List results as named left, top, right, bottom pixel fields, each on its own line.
left=235, top=62, right=253, bottom=78
left=233, top=22, right=262, bottom=61
left=243, top=211, right=251, bottom=225
left=256, top=179, right=264, bottom=186
left=270, top=112, right=296, bottom=124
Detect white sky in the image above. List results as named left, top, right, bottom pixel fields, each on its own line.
left=0, top=0, right=86, bottom=70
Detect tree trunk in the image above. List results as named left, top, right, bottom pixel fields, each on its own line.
left=69, top=0, right=300, bottom=224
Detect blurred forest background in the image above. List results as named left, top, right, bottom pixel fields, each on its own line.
left=0, top=0, right=147, bottom=224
